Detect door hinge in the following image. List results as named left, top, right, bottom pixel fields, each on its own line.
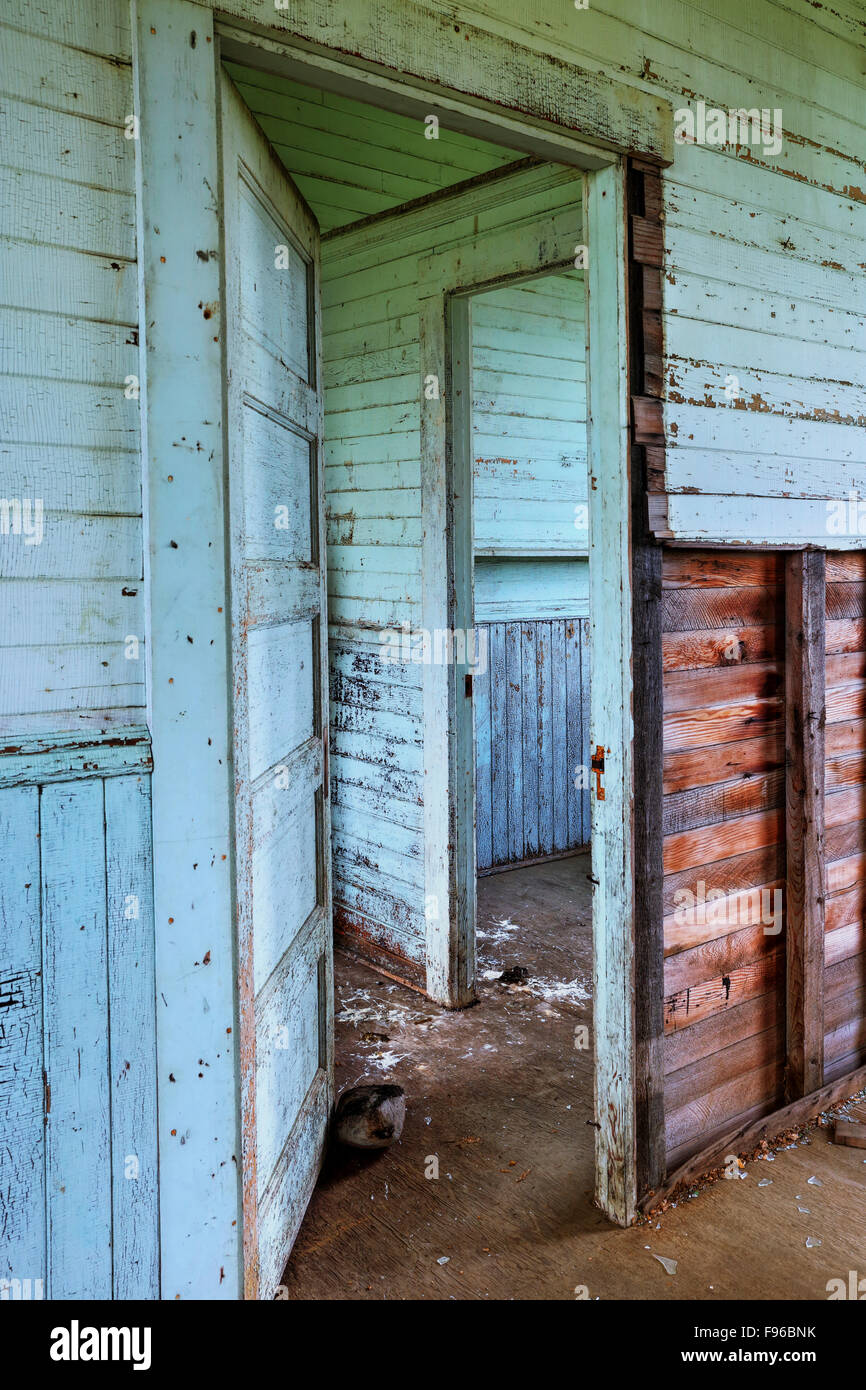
left=464, top=673, right=473, bottom=699
left=591, top=744, right=606, bottom=801
left=322, top=729, right=329, bottom=799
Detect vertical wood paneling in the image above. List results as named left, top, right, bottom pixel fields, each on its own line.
left=41, top=779, right=112, bottom=1299
left=537, top=621, right=553, bottom=854
left=474, top=641, right=493, bottom=871
left=785, top=552, right=826, bottom=1100
left=505, top=622, right=523, bottom=862
left=579, top=615, right=591, bottom=845
left=490, top=623, right=508, bottom=867
left=0, top=787, right=43, bottom=1287
left=105, top=774, right=158, bottom=1299
left=0, top=766, right=158, bottom=1299
left=521, top=623, right=539, bottom=859
left=474, top=617, right=589, bottom=870
left=565, top=619, right=583, bottom=849
left=823, top=553, right=866, bottom=1084
left=551, top=619, right=569, bottom=853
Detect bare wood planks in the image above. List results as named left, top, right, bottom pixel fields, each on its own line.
left=661, top=549, right=786, bottom=1166
left=629, top=160, right=666, bottom=1200
left=824, top=553, right=866, bottom=1084
left=785, top=551, right=826, bottom=1099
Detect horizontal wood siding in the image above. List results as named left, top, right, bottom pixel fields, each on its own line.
left=472, top=273, right=587, bottom=555
left=0, top=6, right=144, bottom=738
left=0, top=767, right=158, bottom=1298
left=662, top=550, right=787, bottom=1169
left=824, top=552, right=866, bottom=1083
left=474, top=617, right=589, bottom=871
left=322, top=167, right=584, bottom=978
left=214, top=0, right=866, bottom=546
left=224, top=62, right=515, bottom=233
left=474, top=556, right=588, bottom=623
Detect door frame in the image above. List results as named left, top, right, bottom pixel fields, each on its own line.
left=414, top=172, right=586, bottom=1010
left=417, top=165, right=639, bottom=1229
left=134, top=3, right=670, bottom=1299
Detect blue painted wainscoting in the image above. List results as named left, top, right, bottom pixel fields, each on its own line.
left=0, top=738, right=158, bottom=1298
left=474, top=617, right=590, bottom=871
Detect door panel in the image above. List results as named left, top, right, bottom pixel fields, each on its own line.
left=220, top=72, right=332, bottom=1301
left=473, top=617, right=590, bottom=870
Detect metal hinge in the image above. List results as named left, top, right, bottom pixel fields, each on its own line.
left=591, top=744, right=606, bottom=801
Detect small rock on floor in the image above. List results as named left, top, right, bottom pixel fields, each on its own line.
left=334, top=1084, right=406, bottom=1149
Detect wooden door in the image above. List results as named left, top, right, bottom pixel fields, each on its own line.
left=474, top=617, right=590, bottom=871
left=220, top=73, right=333, bottom=1300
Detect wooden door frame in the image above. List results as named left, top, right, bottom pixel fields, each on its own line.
left=134, top=3, right=672, bottom=1284
left=414, top=166, right=586, bottom=1012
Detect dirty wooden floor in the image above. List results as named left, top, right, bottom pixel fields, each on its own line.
left=282, top=853, right=866, bottom=1300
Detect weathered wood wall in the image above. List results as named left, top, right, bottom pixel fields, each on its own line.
left=471, top=273, right=589, bottom=872
left=0, top=1, right=143, bottom=736
left=474, top=558, right=588, bottom=623
left=661, top=551, right=787, bottom=1168
left=472, top=273, right=586, bottom=556
left=0, top=1, right=160, bottom=1297
left=824, top=553, right=866, bottom=1084
left=321, top=165, right=584, bottom=982
left=474, top=617, right=589, bottom=871
left=0, top=762, right=158, bottom=1298
left=216, top=0, right=866, bottom=549
left=661, top=547, right=866, bottom=1171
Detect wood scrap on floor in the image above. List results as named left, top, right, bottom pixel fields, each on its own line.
left=833, top=1101, right=866, bottom=1148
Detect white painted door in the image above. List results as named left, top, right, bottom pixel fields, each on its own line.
left=220, top=72, right=333, bottom=1300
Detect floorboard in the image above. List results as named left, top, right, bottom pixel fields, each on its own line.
left=281, top=855, right=866, bottom=1300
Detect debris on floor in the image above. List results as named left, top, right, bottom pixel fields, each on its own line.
left=832, top=1102, right=866, bottom=1149
left=497, top=965, right=530, bottom=985
left=334, top=1084, right=406, bottom=1149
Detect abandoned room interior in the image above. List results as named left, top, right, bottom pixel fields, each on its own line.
left=2, top=0, right=866, bottom=1317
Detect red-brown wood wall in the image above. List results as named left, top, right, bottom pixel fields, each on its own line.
left=661, top=550, right=787, bottom=1169
left=658, top=547, right=866, bottom=1173
left=824, top=553, right=866, bottom=1084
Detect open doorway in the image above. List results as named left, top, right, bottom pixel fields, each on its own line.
left=465, top=269, right=594, bottom=1030
left=213, top=51, right=634, bottom=1294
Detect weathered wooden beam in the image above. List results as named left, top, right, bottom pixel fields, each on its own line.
left=632, top=395, right=664, bottom=441
left=133, top=0, right=243, bottom=1299
left=627, top=161, right=666, bottom=1200
left=632, top=448, right=666, bottom=1198
left=641, top=1063, right=866, bottom=1212
left=586, top=161, right=637, bottom=1226
left=785, top=550, right=827, bottom=1101
left=218, top=6, right=673, bottom=166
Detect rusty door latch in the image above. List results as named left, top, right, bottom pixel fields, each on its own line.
left=591, top=744, right=606, bottom=801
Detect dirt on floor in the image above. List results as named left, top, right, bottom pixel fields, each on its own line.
left=281, top=854, right=866, bottom=1300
